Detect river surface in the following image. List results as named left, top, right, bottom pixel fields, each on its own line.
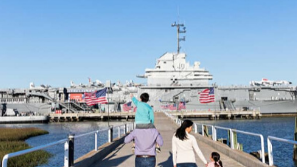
left=191, top=117, right=297, bottom=167
left=0, top=117, right=296, bottom=167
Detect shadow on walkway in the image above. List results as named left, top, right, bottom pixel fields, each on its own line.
left=157, top=151, right=173, bottom=167
left=94, top=144, right=133, bottom=167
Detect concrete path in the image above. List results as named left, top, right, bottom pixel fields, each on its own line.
left=93, top=112, right=245, bottom=167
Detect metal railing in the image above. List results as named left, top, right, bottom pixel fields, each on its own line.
left=1, top=123, right=133, bottom=167
left=213, top=126, right=231, bottom=143
left=267, top=136, right=297, bottom=166
left=231, top=129, right=265, bottom=163
left=2, top=139, right=67, bottom=167
left=195, top=123, right=214, bottom=138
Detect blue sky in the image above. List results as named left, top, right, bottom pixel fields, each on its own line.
left=0, top=0, right=296, bottom=88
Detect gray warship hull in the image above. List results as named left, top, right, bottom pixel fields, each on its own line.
left=138, top=86, right=297, bottom=114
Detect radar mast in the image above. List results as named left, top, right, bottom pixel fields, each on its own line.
left=171, top=22, right=186, bottom=53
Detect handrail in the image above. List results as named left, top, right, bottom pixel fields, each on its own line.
left=75, top=129, right=106, bottom=138
left=195, top=123, right=214, bottom=138
left=267, top=136, right=297, bottom=166
left=231, top=129, right=265, bottom=163
left=2, top=139, right=67, bottom=167
left=213, top=126, right=232, bottom=144
left=1, top=123, right=133, bottom=167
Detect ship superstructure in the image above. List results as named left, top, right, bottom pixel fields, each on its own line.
left=136, top=21, right=297, bottom=114
left=138, top=22, right=212, bottom=87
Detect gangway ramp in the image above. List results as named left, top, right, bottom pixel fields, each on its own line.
left=86, top=112, right=266, bottom=167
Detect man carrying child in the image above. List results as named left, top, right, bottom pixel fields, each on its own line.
left=124, top=93, right=163, bottom=167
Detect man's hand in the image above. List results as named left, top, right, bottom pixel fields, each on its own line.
left=130, top=93, right=133, bottom=98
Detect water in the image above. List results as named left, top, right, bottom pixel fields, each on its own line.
left=1, top=117, right=297, bottom=167
left=0, top=120, right=132, bottom=167
left=191, top=117, right=297, bottom=167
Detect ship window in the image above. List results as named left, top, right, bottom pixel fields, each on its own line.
left=164, top=61, right=166, bottom=64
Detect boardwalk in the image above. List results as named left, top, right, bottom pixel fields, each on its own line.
left=93, top=112, right=245, bottom=167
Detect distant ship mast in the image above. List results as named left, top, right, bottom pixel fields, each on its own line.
left=171, top=22, right=186, bottom=53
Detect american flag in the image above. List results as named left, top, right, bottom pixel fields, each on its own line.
left=161, top=102, right=186, bottom=110
left=84, top=88, right=107, bottom=106
left=179, top=102, right=186, bottom=110
left=123, top=101, right=132, bottom=112
left=199, top=88, right=215, bottom=103
left=169, top=104, right=177, bottom=110
left=161, top=104, right=169, bottom=109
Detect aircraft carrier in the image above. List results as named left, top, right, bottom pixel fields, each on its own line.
left=137, top=22, right=297, bottom=115
left=1, top=22, right=296, bottom=116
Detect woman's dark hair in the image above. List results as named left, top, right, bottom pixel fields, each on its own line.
left=211, top=152, right=223, bottom=167
left=175, top=120, right=193, bottom=140
left=140, top=93, right=149, bottom=102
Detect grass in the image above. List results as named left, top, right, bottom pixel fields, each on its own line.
left=0, top=127, right=52, bottom=167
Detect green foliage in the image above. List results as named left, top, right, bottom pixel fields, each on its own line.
left=0, top=128, right=51, bottom=167
left=0, top=127, right=48, bottom=141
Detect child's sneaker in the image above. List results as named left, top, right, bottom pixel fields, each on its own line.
left=156, top=147, right=161, bottom=153
left=132, top=146, right=135, bottom=153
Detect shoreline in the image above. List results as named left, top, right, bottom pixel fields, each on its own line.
left=0, top=127, right=51, bottom=167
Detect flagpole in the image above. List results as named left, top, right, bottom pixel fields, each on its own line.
left=107, top=91, right=109, bottom=127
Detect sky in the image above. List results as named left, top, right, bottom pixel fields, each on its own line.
left=0, top=0, right=297, bottom=88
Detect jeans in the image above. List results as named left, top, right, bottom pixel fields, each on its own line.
left=176, top=163, right=198, bottom=167
left=135, top=156, right=156, bottom=167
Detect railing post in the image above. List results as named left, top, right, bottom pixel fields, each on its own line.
left=2, top=154, right=9, bottom=167
left=194, top=123, right=198, bottom=133
left=108, top=126, right=113, bottom=143
left=267, top=137, right=274, bottom=166
left=68, top=134, right=75, bottom=167
left=202, top=124, right=205, bottom=136
left=124, top=124, right=127, bottom=134
left=260, top=135, right=265, bottom=163
left=95, top=130, right=98, bottom=151
left=118, top=126, right=121, bottom=138
left=64, top=141, right=69, bottom=167
left=212, top=126, right=216, bottom=141
left=230, top=129, right=234, bottom=149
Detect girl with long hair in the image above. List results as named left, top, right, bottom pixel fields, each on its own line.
left=207, top=152, right=223, bottom=167
left=172, top=120, right=208, bottom=167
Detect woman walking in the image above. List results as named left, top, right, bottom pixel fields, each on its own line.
left=172, top=120, right=208, bottom=167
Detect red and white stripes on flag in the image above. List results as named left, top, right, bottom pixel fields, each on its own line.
left=161, top=102, right=186, bottom=110
left=84, top=88, right=107, bottom=106
left=123, top=101, right=132, bottom=112
left=199, top=88, right=215, bottom=103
